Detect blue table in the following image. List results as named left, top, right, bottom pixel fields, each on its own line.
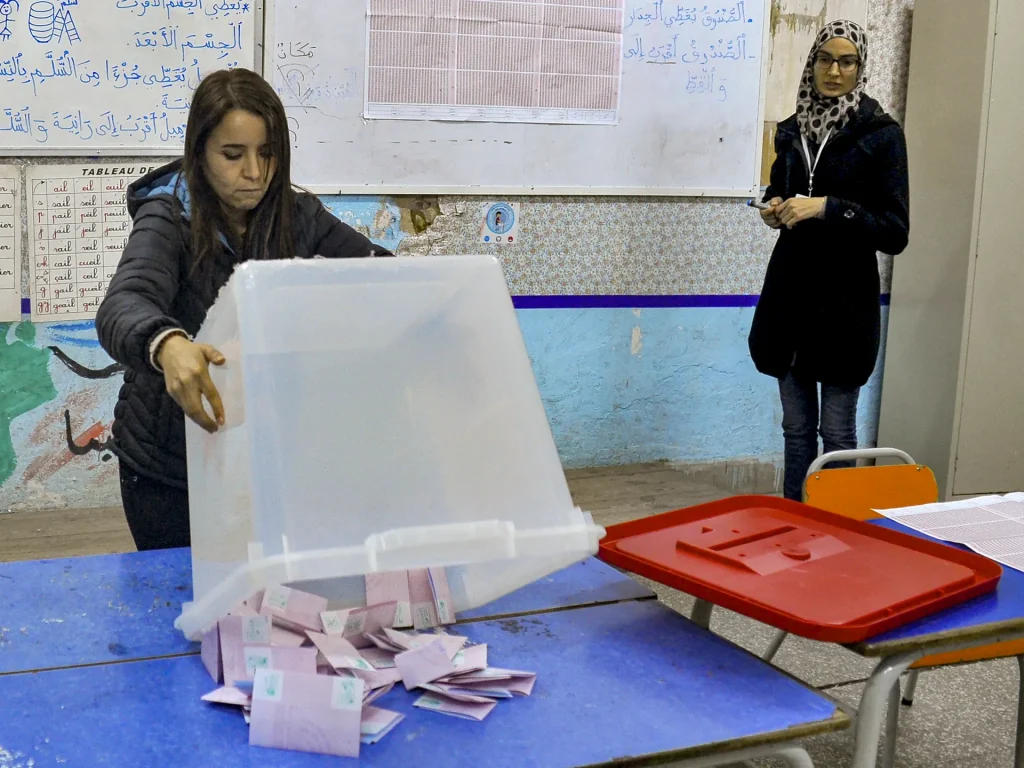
left=841, top=519, right=1024, bottom=768
left=0, top=550, right=653, bottom=674
left=0, top=599, right=846, bottom=767
left=687, top=517, right=1024, bottom=768
left=857, top=519, right=1024, bottom=655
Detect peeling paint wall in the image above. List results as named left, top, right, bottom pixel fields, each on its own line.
left=0, top=0, right=915, bottom=511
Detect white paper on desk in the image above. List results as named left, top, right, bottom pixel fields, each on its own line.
left=878, top=492, right=1024, bottom=571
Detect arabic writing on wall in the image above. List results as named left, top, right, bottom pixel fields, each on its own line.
left=623, top=1, right=757, bottom=102
left=0, top=0, right=253, bottom=149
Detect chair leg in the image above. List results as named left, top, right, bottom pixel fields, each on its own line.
left=901, top=668, right=920, bottom=706
left=763, top=628, right=788, bottom=662
left=1015, top=655, right=1024, bottom=768
left=881, top=676, right=901, bottom=768
left=779, top=748, right=815, bottom=768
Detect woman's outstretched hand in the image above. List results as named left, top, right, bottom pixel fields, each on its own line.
left=158, top=335, right=226, bottom=433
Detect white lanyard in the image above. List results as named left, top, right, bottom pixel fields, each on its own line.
left=800, top=129, right=831, bottom=196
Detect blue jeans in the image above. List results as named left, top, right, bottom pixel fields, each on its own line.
left=778, top=371, right=860, bottom=501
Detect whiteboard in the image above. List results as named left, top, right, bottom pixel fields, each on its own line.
left=0, top=0, right=260, bottom=153
left=265, top=0, right=769, bottom=195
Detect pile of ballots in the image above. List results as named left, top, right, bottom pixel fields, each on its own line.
left=198, top=568, right=537, bottom=758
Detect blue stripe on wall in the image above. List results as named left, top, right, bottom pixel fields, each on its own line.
left=513, top=294, right=892, bottom=309
left=19, top=294, right=891, bottom=316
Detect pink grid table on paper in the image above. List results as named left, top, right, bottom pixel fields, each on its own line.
left=366, top=0, right=623, bottom=122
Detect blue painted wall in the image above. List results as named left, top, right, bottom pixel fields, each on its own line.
left=519, top=306, right=888, bottom=469
left=0, top=304, right=889, bottom=509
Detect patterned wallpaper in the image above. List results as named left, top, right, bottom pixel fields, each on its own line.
left=393, top=0, right=913, bottom=298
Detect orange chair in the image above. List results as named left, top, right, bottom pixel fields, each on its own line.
left=771, top=448, right=1024, bottom=708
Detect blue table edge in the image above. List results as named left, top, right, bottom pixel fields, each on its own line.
left=850, top=519, right=1024, bottom=657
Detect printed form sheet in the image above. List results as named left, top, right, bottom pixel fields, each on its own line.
left=878, top=493, right=1024, bottom=572
left=364, top=0, right=624, bottom=125
left=27, top=163, right=161, bottom=322
left=0, top=167, right=21, bottom=320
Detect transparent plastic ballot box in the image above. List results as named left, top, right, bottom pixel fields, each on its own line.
left=175, top=255, right=605, bottom=640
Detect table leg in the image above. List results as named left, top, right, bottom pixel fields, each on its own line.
left=901, top=669, right=920, bottom=706
left=691, top=599, right=713, bottom=630
left=851, top=651, right=923, bottom=768
left=1015, top=655, right=1024, bottom=768
left=881, top=675, right=901, bottom=768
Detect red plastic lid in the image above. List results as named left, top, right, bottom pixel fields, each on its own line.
left=599, top=496, right=1002, bottom=643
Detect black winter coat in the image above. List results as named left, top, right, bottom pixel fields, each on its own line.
left=748, top=96, right=909, bottom=388
left=97, top=160, right=392, bottom=488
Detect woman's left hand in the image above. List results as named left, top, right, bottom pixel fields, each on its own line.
left=776, top=197, right=827, bottom=229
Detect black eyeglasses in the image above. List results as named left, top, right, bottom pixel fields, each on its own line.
left=814, top=53, right=861, bottom=73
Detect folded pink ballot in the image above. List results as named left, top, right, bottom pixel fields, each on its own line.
left=363, top=681, right=395, bottom=707
left=360, top=706, right=404, bottom=745
left=322, top=603, right=398, bottom=647
left=413, top=692, right=496, bottom=721
left=260, top=585, right=329, bottom=633
left=427, top=567, right=455, bottom=625
left=439, top=644, right=487, bottom=678
left=360, top=647, right=398, bottom=669
left=201, top=624, right=222, bottom=684
left=365, top=571, right=412, bottom=628
left=201, top=686, right=251, bottom=707
left=345, top=602, right=399, bottom=639
left=419, top=683, right=494, bottom=704
left=219, top=615, right=272, bottom=686
left=349, top=665, right=403, bottom=690
left=249, top=670, right=364, bottom=758
left=383, top=629, right=466, bottom=659
left=408, top=569, right=440, bottom=629
left=319, top=609, right=351, bottom=635
left=306, top=631, right=374, bottom=673
left=241, top=645, right=317, bottom=681
left=394, top=640, right=454, bottom=690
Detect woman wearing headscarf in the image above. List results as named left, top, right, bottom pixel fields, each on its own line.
left=749, top=20, right=910, bottom=501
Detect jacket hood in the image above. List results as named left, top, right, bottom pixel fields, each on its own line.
left=127, top=159, right=192, bottom=220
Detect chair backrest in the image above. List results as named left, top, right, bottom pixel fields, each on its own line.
left=803, top=464, right=939, bottom=521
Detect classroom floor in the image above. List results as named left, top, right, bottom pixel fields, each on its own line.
left=0, top=463, right=1016, bottom=767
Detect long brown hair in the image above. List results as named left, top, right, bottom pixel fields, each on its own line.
left=181, top=68, right=294, bottom=274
